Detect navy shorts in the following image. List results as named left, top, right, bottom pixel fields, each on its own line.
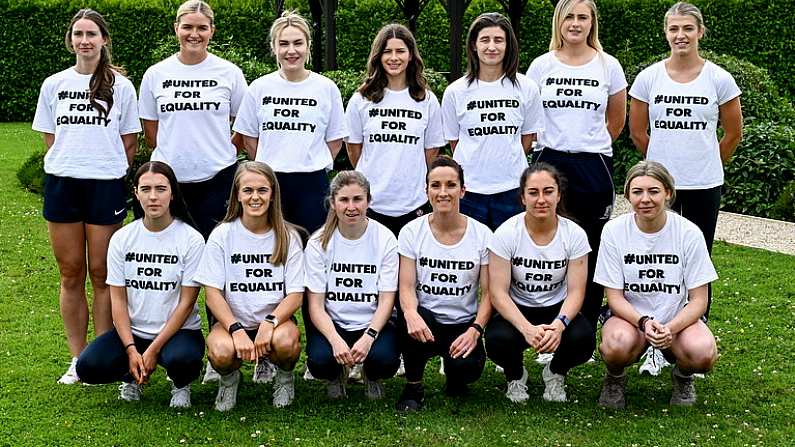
left=43, top=174, right=126, bottom=225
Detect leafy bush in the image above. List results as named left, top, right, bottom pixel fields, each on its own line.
left=772, top=181, right=795, bottom=223
left=16, top=150, right=46, bottom=194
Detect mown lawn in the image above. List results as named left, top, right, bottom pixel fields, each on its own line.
left=1, top=122, right=793, bottom=446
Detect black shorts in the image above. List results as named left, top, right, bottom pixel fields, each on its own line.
left=43, top=174, right=126, bottom=225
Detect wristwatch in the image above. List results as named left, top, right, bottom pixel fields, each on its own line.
left=556, top=314, right=571, bottom=328
left=264, top=314, right=279, bottom=327
left=365, top=327, right=379, bottom=339
left=228, top=321, right=245, bottom=334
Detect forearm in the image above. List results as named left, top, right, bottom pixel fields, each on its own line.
left=368, top=292, right=395, bottom=332
left=719, top=132, right=742, bottom=164
left=424, top=148, right=440, bottom=169
left=606, top=289, right=643, bottom=327
left=308, top=293, right=342, bottom=342
left=206, top=287, right=238, bottom=329
left=147, top=287, right=199, bottom=352
left=474, top=291, right=493, bottom=328
left=110, top=289, right=135, bottom=346
left=491, top=290, right=532, bottom=333
left=327, top=139, right=343, bottom=160
left=270, top=292, right=302, bottom=324
left=346, top=143, right=362, bottom=168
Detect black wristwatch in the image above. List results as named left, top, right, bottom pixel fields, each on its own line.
left=556, top=315, right=571, bottom=328
left=264, top=314, right=279, bottom=327
left=228, top=321, right=245, bottom=334
left=365, top=327, right=379, bottom=339
left=470, top=322, right=485, bottom=337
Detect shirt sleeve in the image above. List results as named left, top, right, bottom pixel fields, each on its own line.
left=424, top=91, right=447, bottom=149
left=628, top=66, right=652, bottom=103
left=525, top=57, right=543, bottom=85
left=193, top=228, right=227, bottom=290
left=567, top=221, right=592, bottom=260
left=229, top=67, right=248, bottom=117
left=181, top=230, right=205, bottom=287
left=397, top=222, right=417, bottom=259
left=607, top=56, right=629, bottom=95
left=231, top=84, right=261, bottom=137
left=440, top=86, right=460, bottom=142
left=303, top=237, right=328, bottom=293
left=105, top=230, right=126, bottom=287
left=32, top=79, right=55, bottom=133
left=714, top=65, right=742, bottom=105
left=521, top=79, right=544, bottom=135
left=478, top=224, right=492, bottom=266
left=593, top=225, right=623, bottom=289
left=138, top=69, right=159, bottom=121
left=378, top=232, right=399, bottom=292
left=118, top=79, right=142, bottom=134
left=284, top=232, right=306, bottom=295
left=487, top=222, right=514, bottom=262
left=345, top=93, right=364, bottom=144
left=325, top=83, right=349, bottom=141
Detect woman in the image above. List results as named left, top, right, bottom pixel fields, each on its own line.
left=441, top=12, right=544, bottom=231
left=395, top=156, right=493, bottom=412
left=526, top=0, right=627, bottom=331
left=194, top=161, right=304, bottom=411
left=139, top=0, right=247, bottom=240
left=629, top=1, right=742, bottom=319
left=305, top=171, right=400, bottom=400
left=75, top=162, right=205, bottom=408
left=234, top=10, right=347, bottom=235
left=32, top=9, right=140, bottom=384
left=485, top=163, right=594, bottom=403
left=346, top=23, right=445, bottom=237
left=595, top=160, right=718, bottom=408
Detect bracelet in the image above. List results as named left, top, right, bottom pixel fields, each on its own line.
left=637, top=315, right=652, bottom=332
left=470, top=323, right=484, bottom=336
left=124, top=342, right=136, bottom=351
left=228, top=321, right=245, bottom=334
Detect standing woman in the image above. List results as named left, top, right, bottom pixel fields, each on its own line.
left=32, top=9, right=140, bottom=384
left=194, top=162, right=304, bottom=412
left=629, top=1, right=742, bottom=318
left=345, top=23, right=445, bottom=237
left=139, top=0, right=247, bottom=240
left=486, top=163, right=595, bottom=403
left=395, top=156, right=493, bottom=412
left=234, top=10, right=348, bottom=235
left=526, top=0, right=627, bottom=330
left=595, top=161, right=718, bottom=408
left=76, top=162, right=205, bottom=408
left=305, top=171, right=400, bottom=400
left=441, top=12, right=544, bottom=231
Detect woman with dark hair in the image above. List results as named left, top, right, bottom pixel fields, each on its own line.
left=194, top=161, right=304, bottom=411
left=485, top=162, right=595, bottom=403
left=441, top=12, right=543, bottom=231
left=345, top=23, right=445, bottom=237
left=32, top=8, right=141, bottom=384
left=75, top=161, right=205, bottom=408
left=596, top=160, right=718, bottom=409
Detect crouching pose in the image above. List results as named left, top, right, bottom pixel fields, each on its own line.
left=76, top=162, right=205, bottom=408
left=596, top=160, right=718, bottom=409
left=305, top=171, right=401, bottom=400
left=486, top=163, right=595, bottom=403
left=195, top=162, right=304, bottom=411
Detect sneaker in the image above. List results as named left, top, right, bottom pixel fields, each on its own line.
left=118, top=382, right=141, bottom=402
left=202, top=360, right=221, bottom=384
left=253, top=358, right=276, bottom=384
left=348, top=363, right=363, bottom=383
left=303, top=367, right=316, bottom=381
left=505, top=367, right=529, bottom=403
left=272, top=369, right=295, bottom=408
left=57, top=357, right=80, bottom=385
left=396, top=356, right=406, bottom=377
left=439, top=362, right=446, bottom=375
left=598, top=372, right=627, bottom=409
left=326, top=366, right=348, bottom=400
left=495, top=364, right=505, bottom=373
left=363, top=377, right=385, bottom=400
left=670, top=366, right=696, bottom=406
left=639, top=347, right=670, bottom=376
left=535, top=352, right=554, bottom=365
left=395, top=382, right=424, bottom=412
left=214, top=370, right=240, bottom=412
left=542, top=363, right=567, bottom=402
left=169, top=384, right=191, bottom=408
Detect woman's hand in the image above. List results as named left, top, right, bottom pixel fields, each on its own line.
left=254, top=322, right=275, bottom=359
left=522, top=324, right=544, bottom=350
left=449, top=327, right=480, bottom=359
left=141, top=346, right=160, bottom=378
left=645, top=320, right=672, bottom=350
left=405, top=311, right=435, bottom=343
left=350, top=335, right=375, bottom=364
left=537, top=320, right=565, bottom=353
left=232, top=330, right=256, bottom=362
left=127, top=347, right=147, bottom=384
left=331, top=336, right=354, bottom=367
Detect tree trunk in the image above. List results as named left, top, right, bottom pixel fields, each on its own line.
left=323, top=0, right=339, bottom=71
left=308, top=0, right=324, bottom=72
left=499, top=0, right=526, bottom=42
left=444, top=0, right=469, bottom=80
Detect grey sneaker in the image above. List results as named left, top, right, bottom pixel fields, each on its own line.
left=363, top=372, right=385, bottom=400
left=598, top=372, right=627, bottom=409
left=202, top=360, right=221, bottom=384
left=253, top=358, right=276, bottom=384
left=58, top=357, right=80, bottom=385
left=169, top=384, right=191, bottom=408
left=326, top=367, right=348, bottom=399
left=214, top=370, right=240, bottom=412
left=505, top=367, right=529, bottom=403
left=272, top=369, right=295, bottom=408
left=303, top=367, right=316, bottom=381
left=119, top=382, right=141, bottom=402
left=670, top=366, right=696, bottom=406
left=541, top=363, right=566, bottom=402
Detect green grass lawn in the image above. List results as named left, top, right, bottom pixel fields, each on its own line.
left=1, top=122, right=793, bottom=446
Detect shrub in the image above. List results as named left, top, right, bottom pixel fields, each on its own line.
left=16, top=150, right=46, bottom=194
left=772, top=181, right=795, bottom=223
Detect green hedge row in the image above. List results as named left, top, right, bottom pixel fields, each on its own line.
left=2, top=0, right=793, bottom=122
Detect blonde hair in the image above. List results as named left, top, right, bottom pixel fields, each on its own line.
left=664, top=2, right=706, bottom=34
left=222, top=162, right=294, bottom=266
left=317, top=171, right=371, bottom=250
left=623, top=160, right=677, bottom=206
left=269, top=10, right=312, bottom=65
left=549, top=0, right=602, bottom=51
left=175, top=0, right=214, bottom=26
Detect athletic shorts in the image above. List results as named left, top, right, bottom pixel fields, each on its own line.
left=43, top=174, right=126, bottom=225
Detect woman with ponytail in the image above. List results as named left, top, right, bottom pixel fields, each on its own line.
left=32, top=9, right=141, bottom=384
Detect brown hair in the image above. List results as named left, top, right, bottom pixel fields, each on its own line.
left=359, top=23, right=427, bottom=103
left=465, top=12, right=519, bottom=86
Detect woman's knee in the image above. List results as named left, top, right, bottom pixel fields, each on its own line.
left=271, top=324, right=301, bottom=364
left=207, top=335, right=237, bottom=371
left=599, top=323, right=640, bottom=366
left=445, top=353, right=485, bottom=384
left=675, top=334, right=717, bottom=372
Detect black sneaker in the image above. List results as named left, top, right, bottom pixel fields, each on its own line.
left=395, top=382, right=424, bottom=412
left=444, top=380, right=469, bottom=397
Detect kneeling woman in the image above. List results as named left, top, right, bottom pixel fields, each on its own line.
left=486, top=163, right=594, bottom=403
left=395, top=156, right=493, bottom=412
left=76, top=161, right=205, bottom=408
left=194, top=161, right=304, bottom=411
left=595, top=160, right=718, bottom=409
left=305, top=171, right=400, bottom=400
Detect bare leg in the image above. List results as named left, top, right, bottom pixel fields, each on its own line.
left=85, top=222, right=121, bottom=336
left=48, top=221, right=88, bottom=357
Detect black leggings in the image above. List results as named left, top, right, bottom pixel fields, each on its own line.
left=397, top=306, right=486, bottom=386
left=306, top=322, right=400, bottom=381
left=485, top=302, right=595, bottom=381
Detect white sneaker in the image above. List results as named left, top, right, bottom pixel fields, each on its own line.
left=253, top=358, right=276, bottom=384
left=303, top=367, right=316, bottom=381
left=505, top=367, right=529, bottom=403
left=202, top=360, right=221, bottom=384
left=118, top=382, right=141, bottom=401
left=495, top=364, right=505, bottom=374
left=535, top=352, right=554, bottom=365
left=272, top=369, right=295, bottom=408
left=348, top=363, right=363, bottom=383
left=169, top=384, right=191, bottom=408
left=541, top=363, right=567, bottom=402
left=439, top=361, right=446, bottom=376
left=57, top=357, right=80, bottom=385
left=639, top=347, right=670, bottom=376
left=396, top=356, right=406, bottom=376
left=214, top=370, right=240, bottom=412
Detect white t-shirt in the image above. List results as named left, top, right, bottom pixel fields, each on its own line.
left=194, top=219, right=305, bottom=330
left=441, top=74, right=544, bottom=194
left=106, top=219, right=204, bottom=339
left=594, top=211, right=718, bottom=324
left=346, top=89, right=445, bottom=216
left=398, top=215, right=492, bottom=324
left=32, top=68, right=141, bottom=180
left=527, top=51, right=627, bottom=156
left=139, top=53, right=247, bottom=182
left=233, top=71, right=348, bottom=173
left=304, top=220, right=398, bottom=330
left=489, top=214, right=591, bottom=308
left=629, top=60, right=741, bottom=189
